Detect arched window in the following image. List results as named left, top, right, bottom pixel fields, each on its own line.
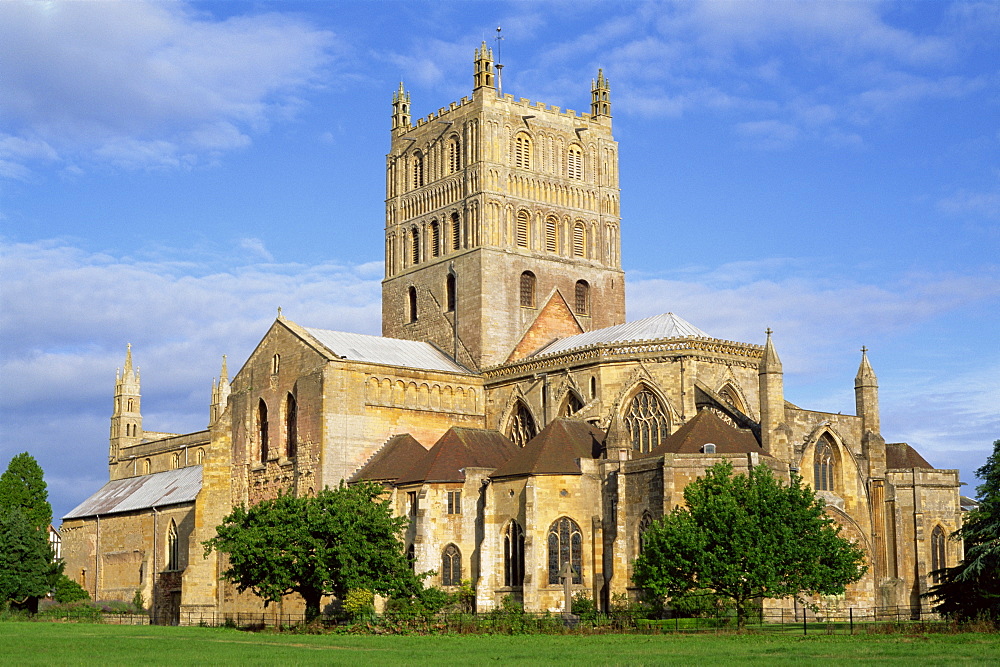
left=143, top=459, right=151, bottom=475
left=568, top=144, right=583, bottom=180
left=638, top=512, right=653, bottom=554
left=442, top=544, right=461, bottom=586
left=410, top=227, right=420, bottom=265
left=448, top=138, right=461, bottom=174
left=285, top=393, right=297, bottom=458
left=196, top=449, right=205, bottom=465
left=504, top=520, right=525, bottom=587
left=717, top=384, right=746, bottom=414
left=519, top=271, right=536, bottom=308
left=590, top=376, right=597, bottom=399
left=572, top=222, right=586, bottom=257
left=561, top=392, right=584, bottom=417
left=451, top=212, right=461, bottom=251
left=624, top=387, right=670, bottom=453
left=408, top=286, right=418, bottom=323
left=516, top=210, right=530, bottom=248
left=167, top=520, right=179, bottom=571
left=814, top=438, right=835, bottom=491
left=514, top=133, right=532, bottom=170
left=412, top=151, right=424, bottom=188
left=272, top=353, right=280, bottom=375
left=258, top=399, right=269, bottom=463
left=430, top=220, right=440, bottom=258
left=548, top=517, right=582, bottom=585
left=127, top=398, right=134, bottom=412
left=507, top=401, right=537, bottom=448
left=170, top=452, right=179, bottom=470
left=574, top=280, right=590, bottom=315
left=545, top=216, right=558, bottom=253
left=446, top=273, right=456, bottom=312
left=930, top=526, right=946, bottom=582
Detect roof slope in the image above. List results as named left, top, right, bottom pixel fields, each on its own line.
left=886, top=443, right=934, bottom=470
left=492, top=419, right=606, bottom=478
left=646, top=409, right=761, bottom=457
left=506, top=290, right=584, bottom=363
left=349, top=434, right=428, bottom=484
left=63, top=466, right=202, bottom=519
left=532, top=312, right=709, bottom=357
left=304, top=327, right=470, bottom=374
left=395, top=428, right=518, bottom=485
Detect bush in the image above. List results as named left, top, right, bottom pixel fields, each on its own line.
left=343, top=589, right=375, bottom=621
left=52, top=575, right=90, bottom=604
left=131, top=589, right=145, bottom=613
left=572, top=592, right=598, bottom=620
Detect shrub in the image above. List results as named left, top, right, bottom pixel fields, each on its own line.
left=343, top=588, right=375, bottom=621
left=52, top=575, right=90, bottom=604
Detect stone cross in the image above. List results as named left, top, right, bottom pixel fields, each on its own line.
left=559, top=560, right=573, bottom=618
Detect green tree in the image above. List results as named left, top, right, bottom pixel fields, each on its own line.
left=926, top=439, right=1000, bottom=620
left=633, top=462, right=867, bottom=628
left=0, top=452, right=53, bottom=531
left=204, top=481, right=419, bottom=621
left=0, top=507, right=51, bottom=609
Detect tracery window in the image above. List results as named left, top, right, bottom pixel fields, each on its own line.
left=561, top=392, right=584, bottom=417
left=507, top=401, right=537, bottom=448
left=285, top=393, right=297, bottom=458
left=430, top=220, right=440, bottom=258
left=258, top=399, right=269, bottom=463
left=568, top=145, right=583, bottom=180
left=519, top=271, right=536, bottom=308
left=442, top=544, right=461, bottom=586
left=446, top=273, right=456, bottom=312
left=547, top=517, right=582, bottom=585
left=572, top=222, right=586, bottom=257
left=814, top=439, right=835, bottom=491
left=504, top=520, right=525, bottom=587
left=624, top=387, right=670, bottom=453
left=545, top=216, right=558, bottom=253
left=514, top=133, right=532, bottom=170
left=717, top=384, right=746, bottom=415
left=574, top=280, right=590, bottom=315
left=930, top=525, right=946, bottom=582
left=448, top=138, right=461, bottom=174
left=408, top=286, right=418, bottom=323
left=167, top=520, right=179, bottom=571
left=516, top=210, right=530, bottom=248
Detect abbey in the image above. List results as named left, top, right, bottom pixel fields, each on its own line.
left=61, top=45, right=961, bottom=623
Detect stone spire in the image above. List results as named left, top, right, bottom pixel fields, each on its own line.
left=210, top=355, right=231, bottom=426
left=473, top=41, right=495, bottom=91
left=758, top=329, right=789, bottom=461
left=591, top=68, right=611, bottom=118
left=602, top=413, right=632, bottom=461
left=391, top=81, right=411, bottom=133
left=110, top=343, right=142, bottom=465
left=855, top=346, right=880, bottom=436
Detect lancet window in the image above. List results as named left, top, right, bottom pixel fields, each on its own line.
left=930, top=526, right=946, bottom=582
left=547, top=517, right=582, bottom=585
left=442, top=544, right=461, bottom=586
left=504, top=521, right=525, bottom=587
left=814, top=438, right=835, bottom=492
left=285, top=393, right=297, bottom=458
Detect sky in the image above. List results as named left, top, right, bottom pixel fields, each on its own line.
left=1, top=0, right=998, bottom=522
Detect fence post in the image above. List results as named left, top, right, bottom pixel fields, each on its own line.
left=850, top=607, right=853, bottom=635
left=803, top=608, right=807, bottom=636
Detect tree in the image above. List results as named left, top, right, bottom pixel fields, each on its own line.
left=926, top=439, right=1000, bottom=620
left=0, top=452, right=52, bottom=532
left=633, top=462, right=867, bottom=628
left=0, top=507, right=51, bottom=610
left=204, top=481, right=419, bottom=621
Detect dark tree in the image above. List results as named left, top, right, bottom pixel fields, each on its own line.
left=0, top=452, right=52, bottom=531
left=926, top=439, right=1000, bottom=620
left=204, top=481, right=419, bottom=621
left=633, top=462, right=867, bottom=628
left=0, top=508, right=51, bottom=610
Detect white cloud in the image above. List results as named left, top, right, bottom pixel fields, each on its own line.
left=0, top=1, right=334, bottom=175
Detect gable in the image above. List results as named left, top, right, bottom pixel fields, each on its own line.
left=506, top=290, right=584, bottom=363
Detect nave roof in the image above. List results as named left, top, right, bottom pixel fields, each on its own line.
left=530, top=312, right=710, bottom=358
left=303, top=327, right=471, bottom=374
left=63, top=466, right=202, bottom=520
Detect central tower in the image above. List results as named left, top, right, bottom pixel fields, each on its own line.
left=382, top=45, right=625, bottom=369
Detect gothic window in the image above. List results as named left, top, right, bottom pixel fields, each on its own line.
left=408, top=286, right=418, bottom=323
left=638, top=511, right=653, bottom=554
left=451, top=212, right=461, bottom=250
left=519, top=271, right=536, bottom=308
left=574, top=280, right=590, bottom=315
left=430, top=220, right=441, bottom=258
left=167, top=520, right=179, bottom=571
left=814, top=439, right=835, bottom=492
left=446, top=273, right=456, bottom=312
left=448, top=138, right=461, bottom=174
left=624, top=387, right=670, bottom=453
left=572, top=222, right=586, bottom=257
left=507, top=401, right=537, bottom=448
left=143, top=459, right=151, bottom=475
left=568, top=144, right=583, bottom=180
left=514, top=133, right=532, bottom=170
left=504, top=520, right=525, bottom=587
left=170, top=452, right=179, bottom=469
left=561, top=392, right=584, bottom=417
left=410, top=227, right=420, bottom=265
left=717, top=384, right=746, bottom=415
left=516, top=210, right=530, bottom=248
left=545, top=216, right=558, bottom=253
left=547, top=517, right=582, bottom=585
left=930, top=525, right=946, bottom=582
left=197, top=449, right=205, bottom=465
left=412, top=151, right=424, bottom=188
left=285, top=393, right=297, bottom=458
left=442, top=544, right=461, bottom=586
left=447, top=490, right=462, bottom=515
left=258, top=398, right=269, bottom=463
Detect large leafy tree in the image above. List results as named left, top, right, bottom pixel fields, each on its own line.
left=204, top=481, right=419, bottom=621
left=0, top=452, right=52, bottom=531
left=0, top=507, right=51, bottom=609
left=633, top=462, right=867, bottom=628
left=926, top=439, right=1000, bottom=620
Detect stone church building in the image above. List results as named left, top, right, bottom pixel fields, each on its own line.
left=61, top=45, right=961, bottom=622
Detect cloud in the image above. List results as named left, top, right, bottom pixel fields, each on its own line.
left=938, top=189, right=1000, bottom=221
left=0, top=1, right=334, bottom=175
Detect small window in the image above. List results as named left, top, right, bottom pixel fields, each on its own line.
left=702, top=443, right=716, bottom=454
left=638, top=512, right=653, bottom=555
left=167, top=520, right=179, bottom=571
left=406, top=543, right=416, bottom=571
left=447, top=490, right=462, bottom=515
left=451, top=212, right=462, bottom=251
left=574, top=280, right=590, bottom=315
left=545, top=216, right=558, bottom=253
left=516, top=210, right=530, bottom=248
left=285, top=393, right=297, bottom=458
left=408, top=286, right=418, bottom=323
left=442, top=544, right=461, bottom=586
left=413, top=151, right=424, bottom=188
left=448, top=138, right=461, bottom=174
left=506, top=401, right=538, bottom=448
left=514, top=133, right=532, bottom=170
left=814, top=439, right=835, bottom=491
left=430, top=220, right=440, bottom=258
left=258, top=399, right=269, bottom=463
left=196, top=448, right=205, bottom=465
left=408, top=491, right=418, bottom=515
left=127, top=398, right=134, bottom=412
left=410, top=227, right=420, bottom=265
left=446, top=273, right=457, bottom=312
left=519, top=271, right=536, bottom=308
left=590, top=376, right=597, bottom=399
left=624, top=387, right=670, bottom=453
left=930, top=525, right=946, bottom=582
left=170, top=452, right=180, bottom=469
left=568, top=145, right=583, bottom=180
left=143, top=459, right=151, bottom=475
left=572, top=222, right=586, bottom=257
left=271, top=353, right=280, bottom=375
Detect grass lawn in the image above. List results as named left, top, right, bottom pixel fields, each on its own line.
left=1, top=622, right=997, bottom=665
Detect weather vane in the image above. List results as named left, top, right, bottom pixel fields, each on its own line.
left=495, top=26, right=504, bottom=96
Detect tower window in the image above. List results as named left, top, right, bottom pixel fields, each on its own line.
left=572, top=222, right=586, bottom=258
left=442, top=544, right=461, bottom=586
left=408, top=286, right=418, bottom=323
left=258, top=399, right=269, bottom=463
left=548, top=517, right=582, bottom=584
left=451, top=212, right=461, bottom=251
left=504, top=520, right=525, bottom=587
left=285, top=393, right=297, bottom=458
left=568, top=145, right=583, bottom=180
left=514, top=133, right=532, bottom=170
left=814, top=439, right=835, bottom=491
left=410, top=227, right=420, bottom=265
left=448, top=138, right=461, bottom=174
left=446, top=273, right=456, bottom=312
left=519, top=271, right=536, bottom=308
left=516, top=210, right=530, bottom=248
left=430, top=220, right=440, bottom=258
left=545, top=216, right=558, bottom=253
left=413, top=151, right=424, bottom=188
left=127, top=398, right=134, bottom=412
left=574, top=280, right=589, bottom=315
left=624, top=387, right=670, bottom=453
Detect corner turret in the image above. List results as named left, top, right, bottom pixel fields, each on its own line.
left=110, top=343, right=143, bottom=465
left=210, top=355, right=231, bottom=426
left=855, top=346, right=880, bottom=436
left=591, top=69, right=611, bottom=118
left=391, top=82, right=411, bottom=134
left=758, top=329, right=790, bottom=461
left=473, top=41, right=495, bottom=91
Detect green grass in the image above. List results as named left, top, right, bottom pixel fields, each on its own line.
left=1, top=622, right=997, bottom=665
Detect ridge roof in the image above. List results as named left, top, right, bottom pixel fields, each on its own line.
left=886, top=443, right=934, bottom=470
left=63, top=466, right=202, bottom=519
left=303, top=327, right=470, bottom=374
left=395, top=427, right=517, bottom=485
left=491, top=419, right=605, bottom=478
left=645, top=409, right=762, bottom=457
left=349, top=434, right=428, bottom=484
left=531, top=312, right=710, bottom=357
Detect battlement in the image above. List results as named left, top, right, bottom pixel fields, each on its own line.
left=414, top=96, right=473, bottom=127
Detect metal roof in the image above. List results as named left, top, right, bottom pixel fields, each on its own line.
left=532, top=312, right=710, bottom=357
left=63, top=466, right=202, bottom=519
left=304, top=328, right=470, bottom=374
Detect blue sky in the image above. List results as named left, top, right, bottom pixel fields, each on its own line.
left=1, top=0, right=998, bottom=521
